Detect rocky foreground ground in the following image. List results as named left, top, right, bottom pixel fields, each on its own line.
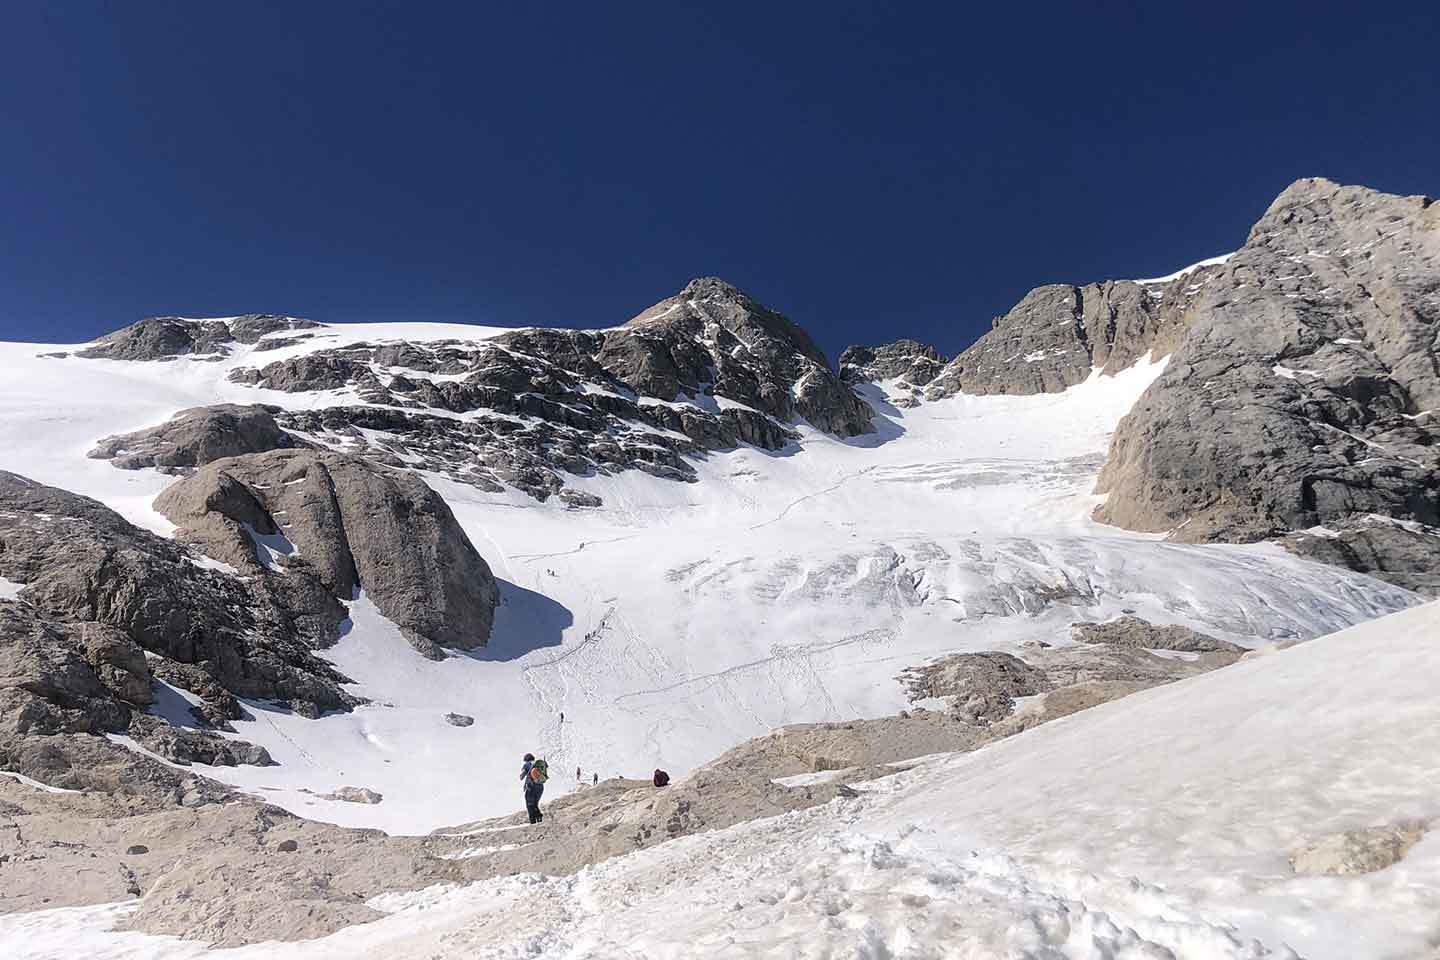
left=2, top=616, right=1268, bottom=948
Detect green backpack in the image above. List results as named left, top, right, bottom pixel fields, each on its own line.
left=530, top=758, right=549, bottom=783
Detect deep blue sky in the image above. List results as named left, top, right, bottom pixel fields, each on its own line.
left=2, top=2, right=1437, bottom=360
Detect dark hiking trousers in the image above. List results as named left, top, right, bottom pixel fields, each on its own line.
left=525, top=780, right=545, bottom=824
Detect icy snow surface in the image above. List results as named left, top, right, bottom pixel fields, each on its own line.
left=1134, top=252, right=1235, bottom=284
left=4, top=602, right=1437, bottom=959
left=0, top=328, right=1420, bottom=837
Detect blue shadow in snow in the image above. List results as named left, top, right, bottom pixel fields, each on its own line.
left=837, top=383, right=907, bottom=448
left=453, top=578, right=573, bottom=662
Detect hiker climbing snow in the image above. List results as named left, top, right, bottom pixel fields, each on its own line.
left=521, top=752, right=548, bottom=824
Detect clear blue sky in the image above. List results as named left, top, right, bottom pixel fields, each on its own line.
left=1, top=2, right=1437, bottom=359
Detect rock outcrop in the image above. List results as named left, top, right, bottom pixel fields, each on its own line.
left=1289, top=820, right=1431, bottom=876
left=839, top=340, right=948, bottom=386
left=1070, top=616, right=1244, bottom=653
left=900, top=616, right=1245, bottom=724
left=207, top=279, right=867, bottom=500
left=923, top=263, right=1228, bottom=399
left=128, top=714, right=274, bottom=767
left=899, top=651, right=1052, bottom=723
left=0, top=466, right=360, bottom=794
left=1280, top=516, right=1440, bottom=596
left=0, top=471, right=354, bottom=710
left=75, top=315, right=318, bottom=361
left=1094, top=179, right=1439, bottom=587
left=608, top=277, right=873, bottom=436
left=87, top=404, right=309, bottom=474
left=154, top=449, right=500, bottom=657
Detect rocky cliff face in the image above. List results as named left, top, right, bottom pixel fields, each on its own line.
left=154, top=449, right=500, bottom=658
left=189, top=278, right=871, bottom=502
left=833, top=179, right=1438, bottom=593
left=838, top=340, right=948, bottom=406
left=0, top=470, right=351, bottom=781
left=921, top=264, right=1227, bottom=398
left=1092, top=178, right=1439, bottom=589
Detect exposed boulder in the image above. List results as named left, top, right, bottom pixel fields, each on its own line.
left=88, top=404, right=309, bottom=474
left=154, top=449, right=500, bottom=657
left=1094, top=179, right=1439, bottom=577
left=0, top=731, right=231, bottom=805
left=80, top=624, right=154, bottom=705
left=323, top=786, right=382, bottom=804
left=558, top=489, right=603, bottom=509
left=1070, top=616, right=1244, bottom=653
left=1290, top=820, right=1430, bottom=876
left=443, top=712, right=474, bottom=727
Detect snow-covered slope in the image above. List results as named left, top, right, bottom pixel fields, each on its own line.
left=8, top=601, right=1437, bottom=959
left=0, top=323, right=1419, bottom=833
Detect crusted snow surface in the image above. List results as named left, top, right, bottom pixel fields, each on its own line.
left=1135, top=252, right=1235, bottom=285
left=0, top=335, right=1422, bottom=836
left=5, top=603, right=1438, bottom=959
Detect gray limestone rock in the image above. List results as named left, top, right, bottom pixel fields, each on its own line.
left=128, top=714, right=274, bottom=767
left=0, top=603, right=131, bottom=737
left=443, top=712, right=474, bottom=727
left=1280, top=517, right=1440, bottom=596
left=88, top=404, right=308, bottom=474
left=0, top=470, right=355, bottom=714
left=602, top=277, right=873, bottom=436
left=899, top=651, right=1053, bottom=723
left=839, top=340, right=948, bottom=386
left=1069, top=616, right=1244, bottom=653
left=80, top=625, right=154, bottom=705
left=323, top=786, right=382, bottom=804
left=154, top=449, right=500, bottom=656
left=214, top=278, right=864, bottom=505
left=1094, top=179, right=1439, bottom=563
left=925, top=266, right=1224, bottom=399
left=1290, top=820, right=1430, bottom=876
left=558, top=489, right=603, bottom=509
left=74, top=315, right=317, bottom=361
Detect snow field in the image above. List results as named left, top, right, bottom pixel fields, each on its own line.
left=7, top=602, right=1436, bottom=959
left=0, top=336, right=1421, bottom=833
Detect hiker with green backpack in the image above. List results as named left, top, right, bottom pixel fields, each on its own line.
left=521, top=752, right=549, bottom=824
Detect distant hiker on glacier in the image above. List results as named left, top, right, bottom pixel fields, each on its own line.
left=521, top=752, right=548, bottom=824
